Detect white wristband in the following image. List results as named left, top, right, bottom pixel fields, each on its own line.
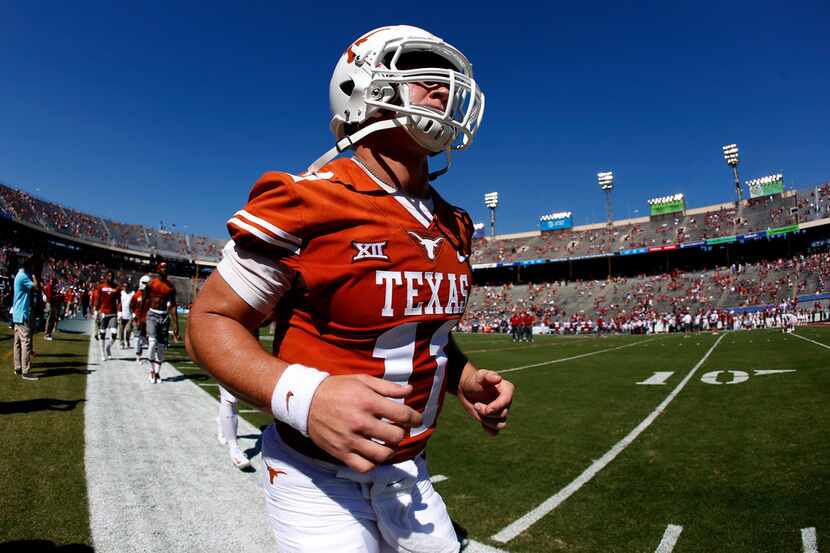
left=270, top=364, right=329, bottom=437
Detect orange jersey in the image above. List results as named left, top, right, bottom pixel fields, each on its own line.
left=226, top=157, right=473, bottom=462
left=130, top=290, right=146, bottom=321
left=146, top=278, right=176, bottom=309
left=95, top=282, right=121, bottom=315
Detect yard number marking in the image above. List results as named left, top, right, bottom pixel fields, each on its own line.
left=654, top=524, right=684, bottom=553
left=637, top=372, right=675, bottom=385
left=700, top=369, right=796, bottom=385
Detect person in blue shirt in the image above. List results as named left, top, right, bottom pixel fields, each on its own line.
left=13, top=256, right=40, bottom=381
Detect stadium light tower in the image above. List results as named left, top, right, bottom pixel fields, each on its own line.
left=597, top=171, right=614, bottom=225
left=484, top=192, right=499, bottom=237
left=722, top=144, right=743, bottom=202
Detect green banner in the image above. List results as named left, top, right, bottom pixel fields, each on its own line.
left=649, top=199, right=685, bottom=216
left=767, top=224, right=799, bottom=237
left=706, top=235, right=737, bottom=245
left=748, top=176, right=784, bottom=199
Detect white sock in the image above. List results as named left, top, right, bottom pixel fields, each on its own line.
left=219, top=400, right=239, bottom=445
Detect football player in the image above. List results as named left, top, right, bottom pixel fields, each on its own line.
left=141, top=263, right=179, bottom=383
left=186, top=25, right=513, bottom=553
left=131, top=275, right=151, bottom=365
left=94, top=271, right=121, bottom=360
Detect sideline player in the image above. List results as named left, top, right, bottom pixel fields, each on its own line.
left=187, top=25, right=513, bottom=553
left=142, top=262, right=179, bottom=383
left=118, top=280, right=134, bottom=349
left=94, top=271, right=121, bottom=360
left=131, top=275, right=151, bottom=364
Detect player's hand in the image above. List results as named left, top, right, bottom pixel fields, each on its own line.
left=307, top=374, right=422, bottom=473
left=457, top=369, right=514, bottom=436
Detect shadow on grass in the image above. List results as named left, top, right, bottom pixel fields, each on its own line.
left=54, top=337, right=87, bottom=342
left=0, top=398, right=86, bottom=414
left=30, top=368, right=95, bottom=378
left=32, top=361, right=89, bottom=370
left=163, top=373, right=209, bottom=383
left=30, top=353, right=84, bottom=358
left=0, top=541, right=93, bottom=552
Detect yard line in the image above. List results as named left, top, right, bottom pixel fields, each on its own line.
left=497, top=337, right=656, bottom=374
left=654, top=525, right=684, bottom=553
left=492, top=333, right=725, bottom=544
left=239, top=409, right=260, bottom=414
left=801, top=527, right=818, bottom=553
left=792, top=332, right=830, bottom=350
left=198, top=383, right=219, bottom=387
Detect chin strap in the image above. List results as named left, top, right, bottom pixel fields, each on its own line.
left=307, top=116, right=451, bottom=181
left=307, top=117, right=408, bottom=174
left=428, top=149, right=451, bottom=181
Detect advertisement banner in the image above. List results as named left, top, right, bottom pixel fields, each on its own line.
left=620, top=247, right=649, bottom=256
left=540, top=216, right=573, bottom=232
left=706, top=236, right=737, bottom=245
left=748, top=175, right=784, bottom=199
left=680, top=240, right=705, bottom=249
left=649, top=198, right=685, bottom=216
left=767, top=224, right=799, bottom=237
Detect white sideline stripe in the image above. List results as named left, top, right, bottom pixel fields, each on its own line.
left=239, top=409, right=260, bottom=414
left=802, top=527, right=818, bottom=553
left=655, top=525, right=684, bottom=553
left=85, top=343, right=273, bottom=552
left=429, top=474, right=448, bottom=484
left=199, top=383, right=219, bottom=387
left=497, top=338, right=656, bottom=374
left=492, top=333, right=725, bottom=544
left=793, top=333, right=830, bottom=350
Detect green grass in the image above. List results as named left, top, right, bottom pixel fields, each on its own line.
left=168, top=327, right=830, bottom=552
left=0, top=325, right=92, bottom=549
left=6, top=318, right=828, bottom=552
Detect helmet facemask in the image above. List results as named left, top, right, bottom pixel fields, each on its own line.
left=364, top=38, right=484, bottom=153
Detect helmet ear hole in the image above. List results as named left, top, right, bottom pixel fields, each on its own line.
left=339, top=80, right=355, bottom=96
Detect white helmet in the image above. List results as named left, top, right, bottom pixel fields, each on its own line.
left=139, top=275, right=151, bottom=289
left=308, top=25, right=485, bottom=176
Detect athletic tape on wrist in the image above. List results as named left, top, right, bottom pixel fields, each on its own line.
left=270, top=364, right=330, bottom=437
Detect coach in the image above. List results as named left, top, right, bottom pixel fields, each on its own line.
left=12, top=257, right=39, bottom=381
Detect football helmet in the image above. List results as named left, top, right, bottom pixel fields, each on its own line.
left=139, top=275, right=151, bottom=289
left=308, top=25, right=485, bottom=176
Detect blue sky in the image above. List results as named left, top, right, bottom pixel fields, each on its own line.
left=2, top=1, right=828, bottom=238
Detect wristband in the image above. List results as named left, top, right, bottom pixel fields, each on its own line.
left=270, top=364, right=329, bottom=437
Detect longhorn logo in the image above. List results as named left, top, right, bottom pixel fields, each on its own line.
left=407, top=231, right=444, bottom=261
left=266, top=464, right=288, bottom=485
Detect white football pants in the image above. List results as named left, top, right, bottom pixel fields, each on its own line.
left=261, top=424, right=459, bottom=553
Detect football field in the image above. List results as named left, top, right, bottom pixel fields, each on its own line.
left=2, top=324, right=828, bottom=552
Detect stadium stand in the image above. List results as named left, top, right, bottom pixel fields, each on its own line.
left=1, top=177, right=829, bottom=334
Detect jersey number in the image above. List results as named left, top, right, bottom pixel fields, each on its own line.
left=372, top=321, right=456, bottom=437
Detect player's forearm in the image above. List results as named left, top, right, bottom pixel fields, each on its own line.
left=445, top=333, right=470, bottom=394
left=185, top=311, right=288, bottom=410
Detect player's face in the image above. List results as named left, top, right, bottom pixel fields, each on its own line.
left=407, top=81, right=449, bottom=114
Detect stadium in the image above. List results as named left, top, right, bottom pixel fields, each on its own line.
left=2, top=153, right=829, bottom=553
left=3, top=5, right=830, bottom=553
